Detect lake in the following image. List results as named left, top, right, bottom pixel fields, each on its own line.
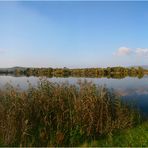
left=0, top=75, right=148, bottom=116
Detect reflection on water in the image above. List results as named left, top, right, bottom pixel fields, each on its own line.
left=123, top=94, right=148, bottom=117
left=0, top=75, right=39, bottom=90
left=0, top=75, right=148, bottom=95
left=0, top=75, right=148, bottom=114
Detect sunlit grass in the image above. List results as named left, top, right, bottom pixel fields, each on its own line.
left=83, top=121, right=148, bottom=147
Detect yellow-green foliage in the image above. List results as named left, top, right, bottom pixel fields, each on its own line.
left=82, top=121, right=148, bottom=147
left=0, top=79, right=139, bottom=146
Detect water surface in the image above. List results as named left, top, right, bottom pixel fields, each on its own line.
left=0, top=75, right=148, bottom=115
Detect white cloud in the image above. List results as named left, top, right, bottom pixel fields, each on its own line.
left=135, top=48, right=148, bottom=56
left=114, top=47, right=132, bottom=56
left=114, top=47, right=148, bottom=57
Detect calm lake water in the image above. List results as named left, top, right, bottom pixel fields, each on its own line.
left=0, top=75, right=148, bottom=115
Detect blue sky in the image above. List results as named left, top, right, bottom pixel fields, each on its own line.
left=0, top=1, right=148, bottom=68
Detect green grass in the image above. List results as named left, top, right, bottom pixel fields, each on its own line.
left=1, top=122, right=148, bottom=147
left=83, top=121, right=148, bottom=147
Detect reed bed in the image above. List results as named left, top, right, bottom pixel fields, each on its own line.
left=0, top=79, right=140, bottom=146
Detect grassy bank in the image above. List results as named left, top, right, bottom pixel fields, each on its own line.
left=0, top=79, right=141, bottom=146
left=83, top=121, right=148, bottom=147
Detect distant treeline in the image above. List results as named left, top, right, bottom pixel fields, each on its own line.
left=11, top=66, right=145, bottom=79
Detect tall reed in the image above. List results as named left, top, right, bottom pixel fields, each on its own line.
left=0, top=79, right=139, bottom=146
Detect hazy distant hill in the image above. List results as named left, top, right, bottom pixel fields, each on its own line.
left=141, top=65, right=148, bottom=69
left=129, top=65, right=148, bottom=69
left=0, top=67, right=27, bottom=73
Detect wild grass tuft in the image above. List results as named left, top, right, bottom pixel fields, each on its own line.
left=0, top=79, right=140, bottom=146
